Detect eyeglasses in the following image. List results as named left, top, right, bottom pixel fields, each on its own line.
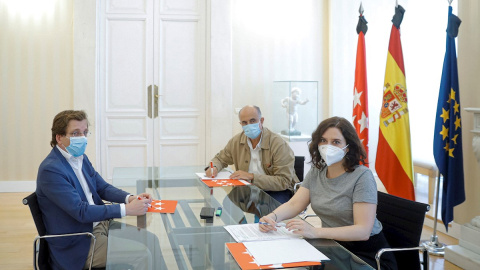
left=239, top=118, right=259, bottom=126
left=67, top=131, right=91, bottom=137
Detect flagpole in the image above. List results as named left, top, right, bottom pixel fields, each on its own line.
left=421, top=170, right=446, bottom=256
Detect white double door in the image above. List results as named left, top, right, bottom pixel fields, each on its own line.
left=97, top=0, right=206, bottom=180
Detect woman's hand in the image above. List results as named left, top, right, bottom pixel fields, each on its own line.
left=258, top=215, right=278, bottom=232
left=285, top=219, right=318, bottom=239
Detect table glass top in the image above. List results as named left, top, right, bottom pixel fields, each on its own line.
left=106, top=166, right=374, bottom=270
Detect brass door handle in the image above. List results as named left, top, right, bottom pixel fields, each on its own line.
left=153, top=85, right=159, bottom=118
left=147, top=85, right=160, bottom=119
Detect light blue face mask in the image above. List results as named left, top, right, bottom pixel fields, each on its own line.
left=242, top=123, right=262, bottom=139
left=66, top=136, right=88, bottom=157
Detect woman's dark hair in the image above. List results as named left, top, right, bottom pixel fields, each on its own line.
left=308, top=116, right=367, bottom=172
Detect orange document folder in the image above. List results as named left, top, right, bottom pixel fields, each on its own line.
left=196, top=172, right=250, bottom=187
left=226, top=242, right=321, bottom=270
left=147, top=199, right=177, bottom=213
left=201, top=179, right=249, bottom=187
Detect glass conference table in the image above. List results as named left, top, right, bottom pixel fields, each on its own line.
left=106, top=166, right=374, bottom=270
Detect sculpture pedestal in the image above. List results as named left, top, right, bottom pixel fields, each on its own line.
left=281, top=129, right=302, bottom=136
left=445, top=223, right=480, bottom=269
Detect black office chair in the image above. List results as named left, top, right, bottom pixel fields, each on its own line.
left=294, top=156, right=305, bottom=182
left=23, top=192, right=97, bottom=270
left=293, top=156, right=305, bottom=193
left=293, top=156, right=316, bottom=219
left=375, top=191, right=430, bottom=270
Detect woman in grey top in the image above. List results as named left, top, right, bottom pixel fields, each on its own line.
left=259, top=117, right=397, bottom=270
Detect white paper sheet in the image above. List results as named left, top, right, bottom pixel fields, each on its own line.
left=195, top=171, right=251, bottom=185
left=224, top=223, right=301, bottom=242
left=195, top=171, right=235, bottom=180
left=243, top=238, right=330, bottom=265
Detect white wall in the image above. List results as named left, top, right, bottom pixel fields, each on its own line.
left=0, top=0, right=73, bottom=186
left=231, top=0, right=327, bottom=137
left=457, top=0, right=480, bottom=225
left=207, top=0, right=234, bottom=159
left=73, top=0, right=97, bottom=165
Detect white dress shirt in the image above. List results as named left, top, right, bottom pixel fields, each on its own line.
left=246, top=134, right=266, bottom=176
left=56, top=145, right=128, bottom=227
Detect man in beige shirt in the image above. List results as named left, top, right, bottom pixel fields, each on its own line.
left=205, top=105, right=299, bottom=203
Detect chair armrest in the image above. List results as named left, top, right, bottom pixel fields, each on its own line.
left=34, top=232, right=96, bottom=270
left=375, top=245, right=429, bottom=270
left=35, top=231, right=95, bottom=240
left=294, top=182, right=302, bottom=193
left=300, top=213, right=318, bottom=220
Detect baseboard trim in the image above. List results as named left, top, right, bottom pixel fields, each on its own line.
left=424, top=215, right=461, bottom=239
left=0, top=181, right=36, bottom=193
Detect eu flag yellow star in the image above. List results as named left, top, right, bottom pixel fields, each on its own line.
left=440, top=108, right=450, bottom=123
left=449, top=147, right=455, bottom=158
left=440, top=125, right=449, bottom=140
left=455, top=116, right=461, bottom=131
left=451, top=134, right=458, bottom=144
left=448, top=88, right=456, bottom=102
left=454, top=101, right=460, bottom=114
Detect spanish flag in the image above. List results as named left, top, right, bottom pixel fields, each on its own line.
left=352, top=8, right=369, bottom=166
left=375, top=5, right=415, bottom=200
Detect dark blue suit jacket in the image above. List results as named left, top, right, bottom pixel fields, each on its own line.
left=36, top=147, right=129, bottom=270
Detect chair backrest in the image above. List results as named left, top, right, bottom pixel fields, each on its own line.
left=294, top=156, right=305, bottom=182
left=376, top=191, right=430, bottom=270
left=23, top=192, right=51, bottom=270
left=23, top=193, right=46, bottom=236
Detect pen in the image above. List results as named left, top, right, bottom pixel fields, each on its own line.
left=210, top=161, right=214, bottom=178
left=258, top=221, right=286, bottom=227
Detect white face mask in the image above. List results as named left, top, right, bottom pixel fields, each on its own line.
left=318, top=144, right=349, bottom=166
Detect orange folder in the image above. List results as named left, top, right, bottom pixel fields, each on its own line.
left=147, top=200, right=177, bottom=213
left=226, top=242, right=321, bottom=269
left=201, top=179, right=249, bottom=187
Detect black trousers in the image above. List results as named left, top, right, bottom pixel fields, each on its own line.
left=337, top=231, right=398, bottom=270
left=265, top=189, right=292, bottom=204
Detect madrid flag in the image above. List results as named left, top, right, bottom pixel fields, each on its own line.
left=375, top=5, right=415, bottom=200
left=352, top=12, right=369, bottom=165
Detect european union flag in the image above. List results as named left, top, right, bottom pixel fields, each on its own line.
left=433, top=6, right=465, bottom=231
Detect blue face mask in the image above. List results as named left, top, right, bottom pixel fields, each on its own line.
left=66, top=136, right=88, bottom=157
left=242, top=123, right=262, bottom=139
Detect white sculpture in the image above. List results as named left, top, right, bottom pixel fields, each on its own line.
left=280, top=87, right=309, bottom=135
left=471, top=215, right=480, bottom=230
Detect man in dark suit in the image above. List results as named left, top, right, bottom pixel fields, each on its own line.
left=36, top=110, right=152, bottom=269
